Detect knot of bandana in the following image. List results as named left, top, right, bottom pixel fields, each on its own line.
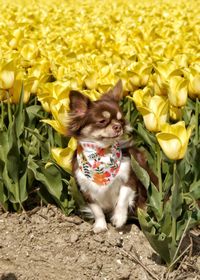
left=77, top=141, right=122, bottom=185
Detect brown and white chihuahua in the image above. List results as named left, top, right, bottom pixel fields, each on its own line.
left=68, top=80, right=156, bottom=233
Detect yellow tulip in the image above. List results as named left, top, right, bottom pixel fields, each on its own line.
left=9, top=28, right=24, bottom=49
left=84, top=72, right=98, bottom=89
left=83, top=89, right=103, bottom=101
left=168, top=76, right=188, bottom=107
left=127, top=62, right=152, bottom=89
left=129, top=88, right=168, bottom=132
left=0, top=70, right=14, bottom=89
left=188, top=68, right=200, bottom=99
left=156, top=121, right=193, bottom=160
left=150, top=73, right=168, bottom=96
left=37, top=81, right=70, bottom=113
left=20, top=41, right=39, bottom=61
left=174, top=54, right=189, bottom=68
left=0, top=61, right=15, bottom=89
left=169, top=105, right=182, bottom=121
left=151, top=60, right=177, bottom=96
left=5, top=68, right=31, bottom=104
left=138, top=96, right=169, bottom=132
left=51, top=137, right=77, bottom=172
left=42, top=99, right=69, bottom=135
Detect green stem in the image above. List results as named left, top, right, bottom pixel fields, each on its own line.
left=0, top=101, right=4, bottom=129
left=6, top=91, right=12, bottom=125
left=156, top=144, right=162, bottom=194
left=171, top=161, right=177, bottom=263
left=195, top=98, right=199, bottom=144
left=127, top=99, right=131, bottom=123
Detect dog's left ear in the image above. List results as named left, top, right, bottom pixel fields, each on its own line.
left=102, top=79, right=123, bottom=101
left=69, top=90, right=91, bottom=116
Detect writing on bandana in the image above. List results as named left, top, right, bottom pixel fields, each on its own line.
left=77, top=142, right=122, bottom=185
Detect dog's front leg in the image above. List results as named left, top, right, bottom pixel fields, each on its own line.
left=89, top=203, right=108, bottom=233
left=111, top=186, right=135, bottom=229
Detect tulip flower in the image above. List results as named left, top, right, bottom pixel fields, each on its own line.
left=38, top=81, right=70, bottom=112
left=20, top=40, right=39, bottom=61
left=0, top=61, right=15, bottom=89
left=151, top=60, right=179, bottom=96
left=188, top=68, right=200, bottom=99
left=168, top=76, right=188, bottom=107
left=169, top=105, right=182, bottom=121
left=51, top=137, right=77, bottom=172
left=156, top=121, right=193, bottom=160
left=9, top=28, right=24, bottom=49
left=6, top=69, right=31, bottom=104
left=42, top=99, right=69, bottom=135
left=127, top=62, right=152, bottom=90
left=174, top=54, right=189, bottom=68
left=129, top=88, right=168, bottom=132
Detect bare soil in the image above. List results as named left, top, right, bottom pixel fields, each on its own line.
left=0, top=206, right=199, bottom=280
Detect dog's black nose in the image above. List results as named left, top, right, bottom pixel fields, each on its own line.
left=112, top=123, right=122, bottom=133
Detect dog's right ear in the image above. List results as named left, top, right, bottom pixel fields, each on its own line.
left=69, top=90, right=91, bottom=116
left=102, top=79, right=123, bottom=102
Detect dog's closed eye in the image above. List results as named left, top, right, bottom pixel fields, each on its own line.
left=96, top=119, right=109, bottom=127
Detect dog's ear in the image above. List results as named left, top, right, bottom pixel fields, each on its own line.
left=102, top=79, right=123, bottom=102
left=69, top=90, right=91, bottom=116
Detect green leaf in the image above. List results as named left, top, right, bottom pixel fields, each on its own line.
left=14, top=85, right=25, bottom=139
left=28, top=158, right=62, bottom=201
left=163, top=170, right=173, bottom=193
left=130, top=155, right=150, bottom=189
left=0, top=160, right=8, bottom=206
left=171, top=165, right=183, bottom=219
left=0, top=131, right=9, bottom=163
left=189, top=180, right=200, bottom=200
left=137, top=123, right=157, bottom=148
left=160, top=200, right=172, bottom=236
left=7, top=118, right=21, bottom=183
left=148, top=183, right=163, bottom=221
left=25, top=104, right=45, bottom=127
left=138, top=208, right=171, bottom=265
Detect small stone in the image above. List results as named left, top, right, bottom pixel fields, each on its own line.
left=116, top=237, right=123, bottom=248
left=123, top=242, right=132, bottom=252
left=116, top=264, right=131, bottom=279
left=196, top=256, right=200, bottom=271
left=99, top=246, right=107, bottom=252
left=70, top=233, right=79, bottom=243
left=181, top=263, right=188, bottom=271
left=93, top=235, right=104, bottom=243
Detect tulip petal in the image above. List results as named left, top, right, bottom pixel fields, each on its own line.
left=51, top=147, right=74, bottom=172
left=168, top=76, right=188, bottom=107
left=42, top=119, right=67, bottom=135
left=156, top=133, right=182, bottom=160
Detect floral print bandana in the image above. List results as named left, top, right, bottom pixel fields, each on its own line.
left=77, top=141, right=122, bottom=185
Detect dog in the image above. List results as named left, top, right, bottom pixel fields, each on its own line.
left=68, top=80, right=156, bottom=233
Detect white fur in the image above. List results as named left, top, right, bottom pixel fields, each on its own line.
left=75, top=155, right=136, bottom=233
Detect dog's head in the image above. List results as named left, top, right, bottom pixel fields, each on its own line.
left=68, top=80, right=128, bottom=144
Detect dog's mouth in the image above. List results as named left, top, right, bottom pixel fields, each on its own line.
left=101, top=131, right=124, bottom=140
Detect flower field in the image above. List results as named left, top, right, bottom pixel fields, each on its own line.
left=0, top=0, right=200, bottom=268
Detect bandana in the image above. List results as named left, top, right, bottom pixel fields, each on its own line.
left=77, top=141, right=122, bottom=185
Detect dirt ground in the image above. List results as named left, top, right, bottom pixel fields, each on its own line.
left=0, top=206, right=199, bottom=280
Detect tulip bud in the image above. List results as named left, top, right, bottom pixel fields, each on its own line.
left=51, top=138, right=77, bottom=172
left=0, top=70, right=14, bottom=89
left=168, top=76, right=188, bottom=107
left=156, top=121, right=193, bottom=160
left=188, top=74, right=200, bottom=99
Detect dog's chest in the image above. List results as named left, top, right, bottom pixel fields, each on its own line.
left=75, top=156, right=131, bottom=211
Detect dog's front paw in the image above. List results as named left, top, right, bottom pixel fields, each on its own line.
left=111, top=211, right=127, bottom=229
left=93, top=219, right=108, bottom=234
